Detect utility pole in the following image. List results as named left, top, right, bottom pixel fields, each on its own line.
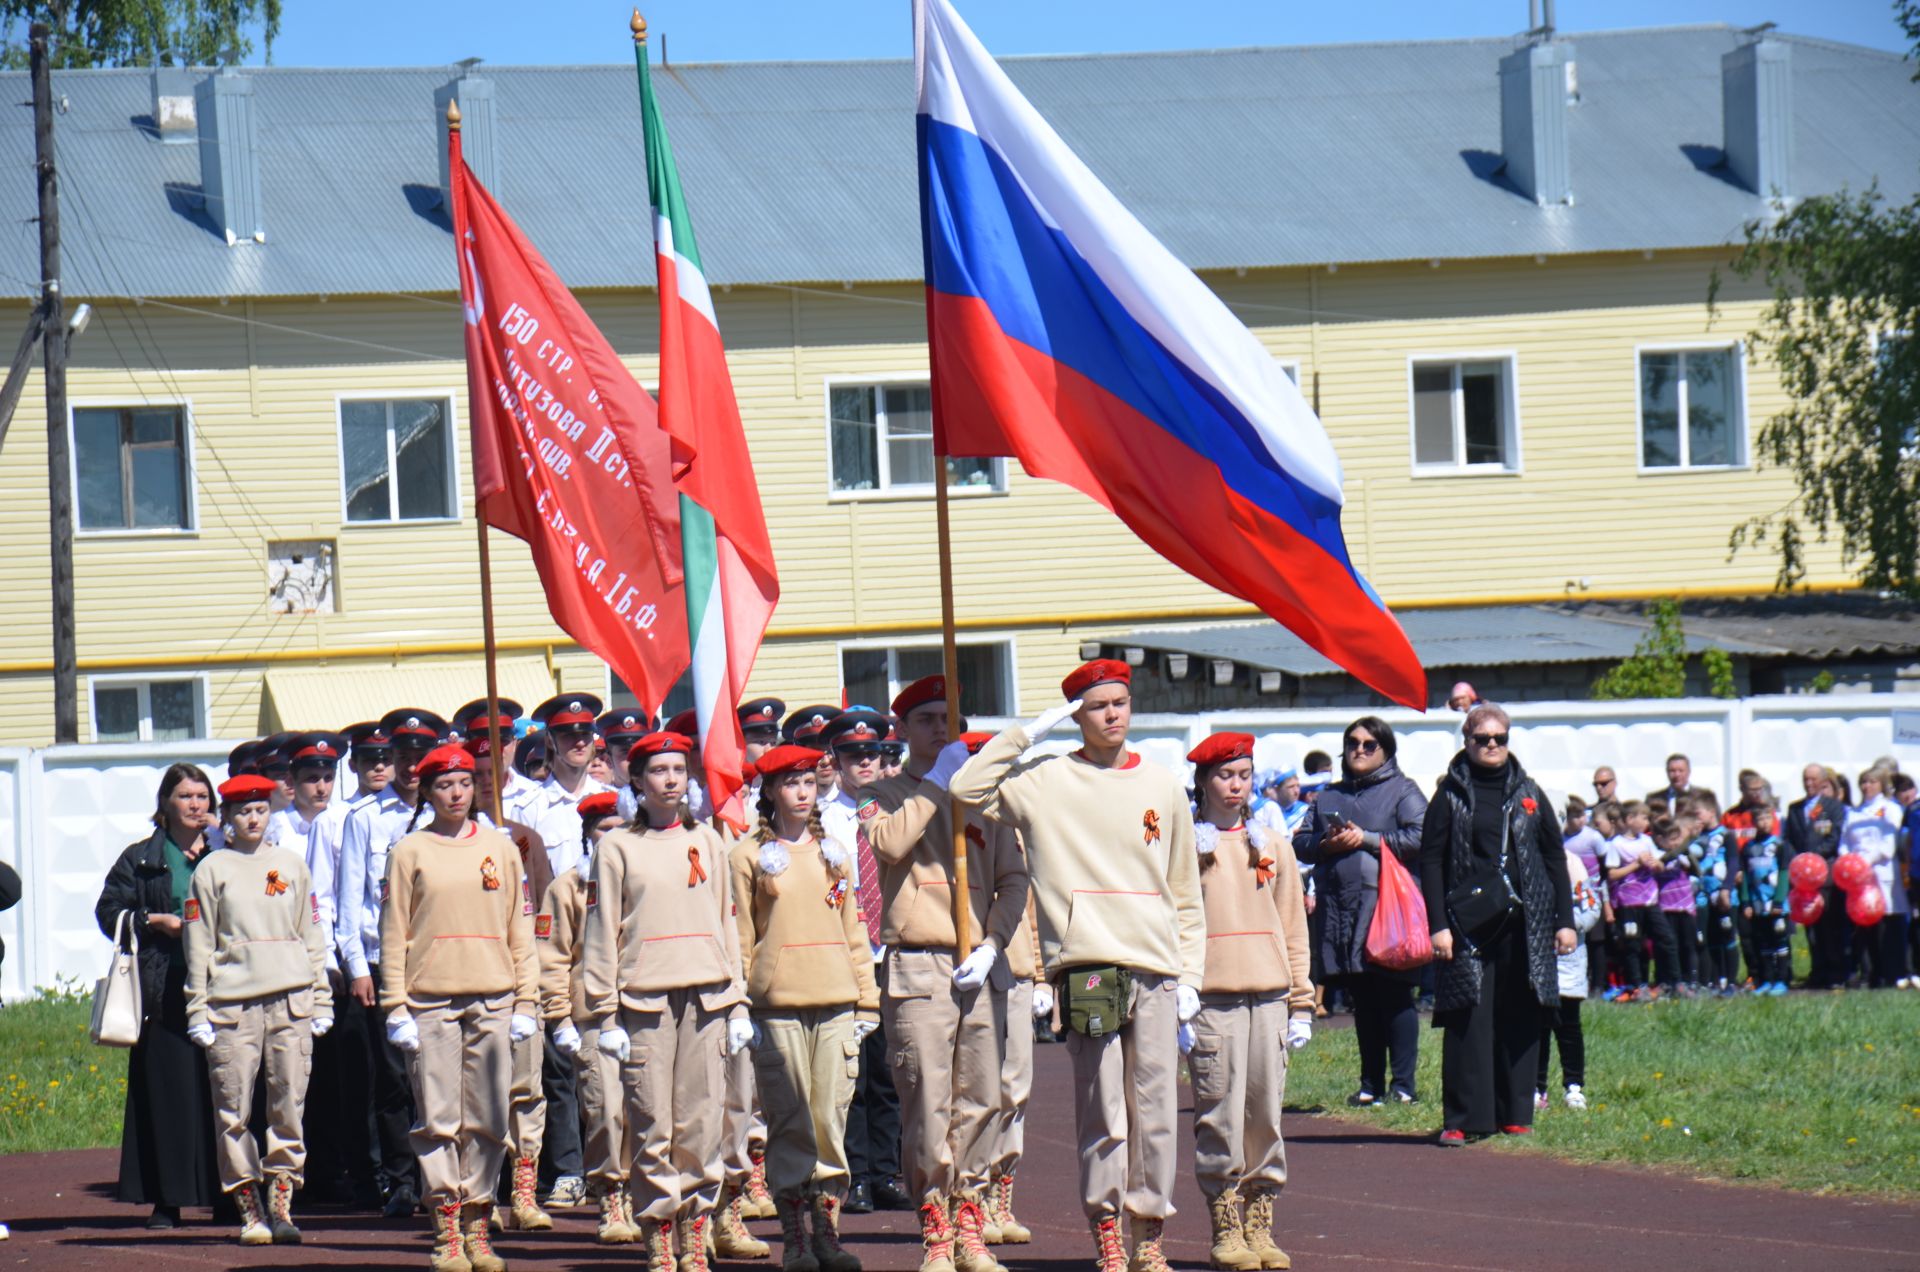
left=32, top=22, right=77, bottom=744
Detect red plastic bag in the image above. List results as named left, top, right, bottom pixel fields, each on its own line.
left=1366, top=846, right=1434, bottom=970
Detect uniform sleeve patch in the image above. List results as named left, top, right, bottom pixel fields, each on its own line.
left=311, top=892, right=322, bottom=925
left=379, top=876, right=390, bottom=903
left=182, top=898, right=200, bottom=923
left=585, top=880, right=598, bottom=909
left=856, top=796, right=879, bottom=821
left=534, top=914, right=553, bottom=939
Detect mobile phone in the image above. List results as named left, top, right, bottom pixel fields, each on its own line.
left=1325, top=811, right=1350, bottom=831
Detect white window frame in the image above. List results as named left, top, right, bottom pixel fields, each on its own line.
left=335, top=391, right=463, bottom=526
left=1634, top=341, right=1750, bottom=474
left=1405, top=352, right=1523, bottom=476
left=68, top=397, right=200, bottom=537
left=87, top=673, right=211, bottom=743
left=835, top=633, right=1021, bottom=717
left=823, top=373, right=1007, bottom=501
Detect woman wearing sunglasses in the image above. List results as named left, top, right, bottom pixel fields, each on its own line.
left=1294, top=717, right=1429, bottom=1107
left=1421, top=705, right=1576, bottom=1146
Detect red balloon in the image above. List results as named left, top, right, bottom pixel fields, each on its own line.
left=1832, top=854, right=1874, bottom=893
left=1788, top=888, right=1826, bottom=926
left=1788, top=853, right=1829, bottom=891
left=1846, top=883, right=1887, bottom=927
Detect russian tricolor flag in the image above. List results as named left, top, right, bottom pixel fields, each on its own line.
left=915, top=0, right=1427, bottom=709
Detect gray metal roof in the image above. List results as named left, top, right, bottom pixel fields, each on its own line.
left=1566, top=595, right=1920, bottom=661
left=2, top=25, right=1916, bottom=300
left=1120, top=605, right=1781, bottom=679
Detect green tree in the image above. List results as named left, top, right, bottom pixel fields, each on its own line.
left=1716, top=2, right=1920, bottom=596
left=1591, top=599, right=1741, bottom=700
left=0, top=0, right=280, bottom=70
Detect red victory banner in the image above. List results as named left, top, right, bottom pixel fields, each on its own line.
left=448, top=111, right=689, bottom=711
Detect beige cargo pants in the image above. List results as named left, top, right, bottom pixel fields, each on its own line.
left=207, top=990, right=315, bottom=1192
left=506, top=1027, right=545, bottom=1162
left=1190, top=993, right=1289, bottom=1198
left=621, top=989, right=729, bottom=1222
left=751, top=1007, right=860, bottom=1201
left=882, top=947, right=1006, bottom=1204
left=408, top=992, right=513, bottom=1208
left=720, top=1045, right=768, bottom=1186
left=1063, top=970, right=1179, bottom=1222
left=988, top=979, right=1036, bottom=1179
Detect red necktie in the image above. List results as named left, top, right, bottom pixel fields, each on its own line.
left=855, top=826, right=883, bottom=937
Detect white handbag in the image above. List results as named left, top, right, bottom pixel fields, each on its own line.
left=89, top=908, right=144, bottom=1047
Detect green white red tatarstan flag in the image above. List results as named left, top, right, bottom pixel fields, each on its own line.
left=635, top=38, right=779, bottom=823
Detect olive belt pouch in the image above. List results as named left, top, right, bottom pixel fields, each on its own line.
left=1061, top=964, right=1132, bottom=1039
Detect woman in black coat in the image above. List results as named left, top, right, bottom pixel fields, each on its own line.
left=94, top=762, right=222, bottom=1226
left=1421, top=706, right=1575, bottom=1144
left=1295, top=716, right=1428, bottom=1105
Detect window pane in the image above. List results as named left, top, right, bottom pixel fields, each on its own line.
left=1411, top=365, right=1455, bottom=466
left=891, top=644, right=1011, bottom=717
left=829, top=387, right=879, bottom=492
left=129, top=410, right=178, bottom=446
left=128, top=412, right=186, bottom=528
left=1684, top=350, right=1735, bottom=467
left=74, top=409, right=126, bottom=529
left=1460, top=365, right=1504, bottom=466
left=883, top=385, right=936, bottom=488
left=94, top=686, right=140, bottom=743
left=341, top=400, right=392, bottom=522
left=840, top=647, right=890, bottom=712
left=149, top=680, right=198, bottom=742
left=886, top=435, right=936, bottom=487
left=1640, top=353, right=1681, bottom=467
left=946, top=456, right=999, bottom=490
left=392, top=399, right=452, bottom=519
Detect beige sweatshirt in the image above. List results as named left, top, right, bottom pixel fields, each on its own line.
left=184, top=844, right=332, bottom=1031
left=859, top=773, right=1030, bottom=955
left=580, top=824, right=746, bottom=1023
left=729, top=835, right=880, bottom=1014
left=1006, top=879, right=1044, bottom=983
left=379, top=824, right=539, bottom=1017
left=536, top=863, right=590, bottom=1024
left=951, top=726, right=1207, bottom=988
left=1197, top=825, right=1314, bottom=1012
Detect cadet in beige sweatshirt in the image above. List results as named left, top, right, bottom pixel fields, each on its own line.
left=377, top=745, right=537, bottom=1272
left=949, top=660, right=1205, bottom=1272
left=731, top=744, right=879, bottom=1272
left=1182, top=734, right=1314, bottom=1272
left=185, top=773, right=333, bottom=1246
left=581, top=732, right=752, bottom=1267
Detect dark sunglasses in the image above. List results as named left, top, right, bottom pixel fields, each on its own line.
left=835, top=745, right=883, bottom=761
left=552, top=725, right=595, bottom=740
left=743, top=726, right=780, bottom=741
left=1468, top=732, right=1510, bottom=748
left=1344, top=738, right=1380, bottom=755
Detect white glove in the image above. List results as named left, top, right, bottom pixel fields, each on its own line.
left=509, top=1013, right=537, bottom=1044
left=598, top=1025, right=632, bottom=1062
left=852, top=1019, right=878, bottom=1044
left=924, top=740, right=971, bottom=792
left=1287, top=1016, right=1312, bottom=1051
left=387, top=1015, right=420, bottom=1053
left=553, top=1022, right=580, bottom=1055
left=727, top=1017, right=756, bottom=1056
left=187, top=1021, right=215, bottom=1049
left=953, top=944, right=998, bottom=990
left=1177, top=1022, right=1196, bottom=1054
left=1028, top=698, right=1084, bottom=743
left=1176, top=985, right=1201, bottom=1023
left=1031, top=984, right=1055, bottom=1019
left=310, top=1016, right=333, bottom=1039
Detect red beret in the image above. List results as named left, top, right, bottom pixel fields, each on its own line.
left=664, top=709, right=699, bottom=739
left=1186, top=732, right=1255, bottom=767
left=633, top=731, right=693, bottom=758
left=416, top=744, right=476, bottom=782
left=891, top=675, right=948, bottom=720
left=218, top=774, right=278, bottom=805
left=1061, top=658, right=1131, bottom=701
left=756, top=744, right=826, bottom=778
left=958, top=731, right=995, bottom=756
left=579, top=791, right=621, bottom=821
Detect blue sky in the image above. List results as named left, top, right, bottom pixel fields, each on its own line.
left=274, top=0, right=1912, bottom=66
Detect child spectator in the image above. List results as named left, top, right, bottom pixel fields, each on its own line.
left=1603, top=802, right=1675, bottom=999
left=1655, top=813, right=1701, bottom=995
left=1685, top=793, right=1739, bottom=994
left=1563, top=798, right=1609, bottom=996
left=1739, top=807, right=1792, bottom=995
left=1536, top=849, right=1600, bottom=1111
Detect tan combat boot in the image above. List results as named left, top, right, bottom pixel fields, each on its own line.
left=988, top=1173, right=1029, bottom=1244
left=1128, top=1215, right=1172, bottom=1272
left=747, top=1151, right=778, bottom=1218
left=637, top=1217, right=676, bottom=1272
left=807, top=1193, right=861, bottom=1272
left=775, top=1196, right=820, bottom=1272
left=463, top=1202, right=507, bottom=1272
left=1241, top=1186, right=1290, bottom=1269
left=917, top=1200, right=956, bottom=1272
left=950, top=1195, right=1004, bottom=1272
left=677, top=1212, right=713, bottom=1272
left=1089, top=1215, right=1128, bottom=1272
left=234, top=1183, right=273, bottom=1246
left=1207, top=1189, right=1260, bottom=1271
left=504, top=1157, right=551, bottom=1231
left=715, top=1184, right=772, bottom=1259
left=597, top=1186, right=636, bottom=1244
left=266, top=1173, right=302, bottom=1244
left=429, top=1203, right=473, bottom=1272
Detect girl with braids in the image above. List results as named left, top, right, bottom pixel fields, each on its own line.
left=579, top=733, right=753, bottom=1272
left=379, top=745, right=539, bottom=1272
left=730, top=745, right=881, bottom=1272
left=1183, top=733, right=1313, bottom=1272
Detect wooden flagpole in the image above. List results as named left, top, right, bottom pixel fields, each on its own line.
left=935, top=454, right=971, bottom=960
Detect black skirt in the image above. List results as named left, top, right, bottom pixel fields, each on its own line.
left=116, top=955, right=220, bottom=1207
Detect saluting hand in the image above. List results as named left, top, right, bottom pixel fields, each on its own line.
left=1027, top=698, right=1084, bottom=744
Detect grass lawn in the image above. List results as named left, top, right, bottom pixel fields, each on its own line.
left=0, top=992, right=125, bottom=1154
left=1284, top=988, right=1920, bottom=1198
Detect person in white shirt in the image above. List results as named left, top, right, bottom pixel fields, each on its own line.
left=598, top=708, right=651, bottom=823
left=529, top=694, right=615, bottom=881
left=787, top=705, right=842, bottom=806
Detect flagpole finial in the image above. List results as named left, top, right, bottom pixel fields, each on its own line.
left=631, top=9, right=648, bottom=44
left=446, top=98, right=462, bottom=130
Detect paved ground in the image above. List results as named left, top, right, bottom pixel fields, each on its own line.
left=3, top=1040, right=1918, bottom=1270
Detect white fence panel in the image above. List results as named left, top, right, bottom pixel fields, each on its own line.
left=0, top=749, right=26, bottom=1002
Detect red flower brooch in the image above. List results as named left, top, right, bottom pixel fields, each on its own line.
left=1521, top=797, right=1537, bottom=814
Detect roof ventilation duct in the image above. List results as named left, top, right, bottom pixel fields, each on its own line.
left=194, top=68, right=264, bottom=244
left=436, top=65, right=498, bottom=207
left=151, top=66, right=198, bottom=142
left=1722, top=37, right=1793, bottom=204
left=1498, top=38, right=1574, bottom=206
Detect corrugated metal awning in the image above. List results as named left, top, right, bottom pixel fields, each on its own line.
left=262, top=656, right=559, bottom=731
